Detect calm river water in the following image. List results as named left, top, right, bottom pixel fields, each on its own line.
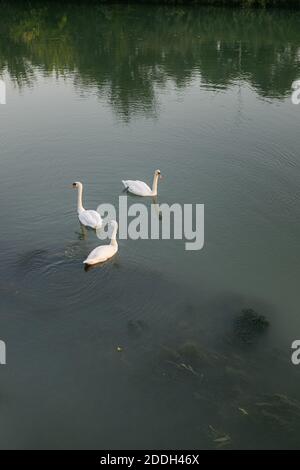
left=0, top=2, right=300, bottom=449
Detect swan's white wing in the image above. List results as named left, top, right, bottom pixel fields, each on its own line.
left=83, top=244, right=117, bottom=264
left=122, top=180, right=152, bottom=196
left=79, top=210, right=102, bottom=229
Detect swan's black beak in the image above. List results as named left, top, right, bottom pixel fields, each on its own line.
left=72, top=183, right=76, bottom=188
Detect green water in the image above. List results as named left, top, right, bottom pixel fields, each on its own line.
left=0, top=2, right=300, bottom=449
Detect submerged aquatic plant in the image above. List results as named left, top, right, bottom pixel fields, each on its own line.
left=255, top=393, right=300, bottom=429
left=208, top=425, right=232, bottom=449
left=234, top=308, right=269, bottom=344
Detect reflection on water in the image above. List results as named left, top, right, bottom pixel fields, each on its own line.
left=0, top=2, right=300, bottom=450
left=1, top=3, right=300, bottom=119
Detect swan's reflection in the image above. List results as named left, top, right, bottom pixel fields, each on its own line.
left=84, top=255, right=120, bottom=272
left=76, top=223, right=88, bottom=240
left=151, top=195, right=162, bottom=221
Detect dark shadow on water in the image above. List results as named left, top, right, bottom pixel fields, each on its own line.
left=1, top=243, right=300, bottom=448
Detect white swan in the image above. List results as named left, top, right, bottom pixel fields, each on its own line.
left=72, top=181, right=102, bottom=229
left=122, top=169, right=162, bottom=196
left=83, top=221, right=118, bottom=265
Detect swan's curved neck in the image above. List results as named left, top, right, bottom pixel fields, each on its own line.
left=151, top=173, right=159, bottom=196
left=110, top=225, right=118, bottom=247
left=77, top=184, right=84, bottom=213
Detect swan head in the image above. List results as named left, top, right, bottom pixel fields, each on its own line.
left=72, top=181, right=82, bottom=189
left=155, top=169, right=162, bottom=179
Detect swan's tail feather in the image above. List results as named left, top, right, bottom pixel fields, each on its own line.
left=122, top=180, right=128, bottom=188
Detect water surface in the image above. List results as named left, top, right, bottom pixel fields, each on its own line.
left=0, top=3, right=300, bottom=449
